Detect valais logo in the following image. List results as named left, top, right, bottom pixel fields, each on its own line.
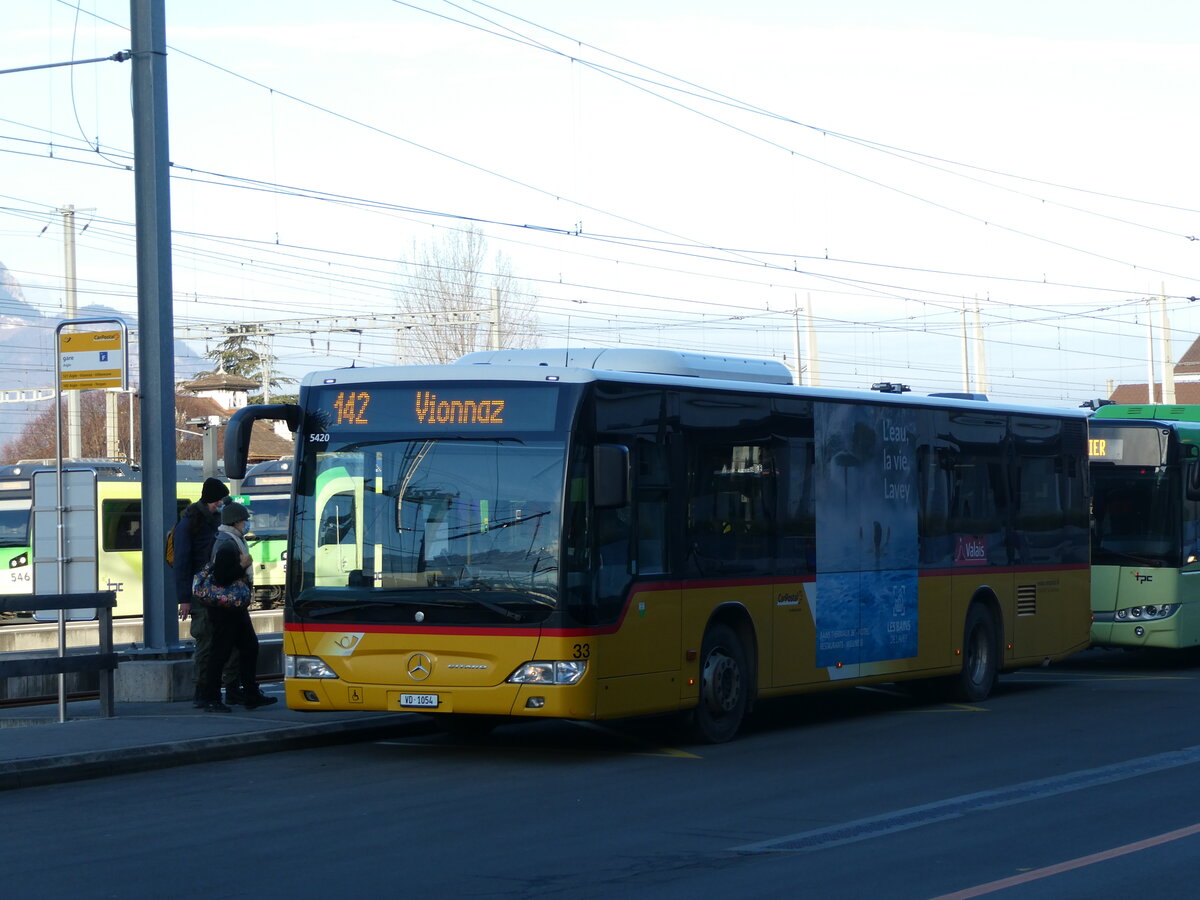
left=954, top=535, right=988, bottom=566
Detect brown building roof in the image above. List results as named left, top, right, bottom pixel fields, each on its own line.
left=181, top=371, right=260, bottom=391
left=1175, top=336, right=1200, bottom=379
left=176, top=393, right=291, bottom=463
left=246, top=421, right=294, bottom=461
left=1109, top=382, right=1200, bottom=405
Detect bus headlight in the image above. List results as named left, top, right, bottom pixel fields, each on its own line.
left=285, top=655, right=339, bottom=679
left=1113, top=604, right=1175, bottom=622
left=507, top=660, right=587, bottom=685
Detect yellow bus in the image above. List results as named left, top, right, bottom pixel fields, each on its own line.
left=226, top=349, right=1092, bottom=741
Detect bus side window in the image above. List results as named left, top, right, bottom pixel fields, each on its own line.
left=634, top=437, right=669, bottom=576
left=687, top=443, right=773, bottom=577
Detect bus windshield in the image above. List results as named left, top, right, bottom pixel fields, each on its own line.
left=292, top=437, right=566, bottom=623
left=1091, top=466, right=1181, bottom=567
left=243, top=494, right=289, bottom=539
left=0, top=498, right=31, bottom=547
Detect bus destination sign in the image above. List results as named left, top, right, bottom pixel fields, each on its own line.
left=1088, top=437, right=1124, bottom=461
left=317, top=384, right=559, bottom=433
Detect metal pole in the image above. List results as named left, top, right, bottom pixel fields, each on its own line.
left=805, top=296, right=820, bottom=387
left=53, top=341, right=66, bottom=723
left=490, top=286, right=501, bottom=350
left=130, top=0, right=178, bottom=651
left=961, top=305, right=971, bottom=394
left=791, top=294, right=803, bottom=386
left=1161, top=289, right=1175, bottom=405
left=1146, top=298, right=1156, bottom=405
left=106, top=391, right=119, bottom=457
left=973, top=298, right=989, bottom=396
left=61, top=206, right=82, bottom=460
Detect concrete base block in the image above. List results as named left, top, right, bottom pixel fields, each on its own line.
left=115, top=659, right=196, bottom=703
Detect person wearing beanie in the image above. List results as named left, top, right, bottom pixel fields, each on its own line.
left=221, top=500, right=250, bottom=527
left=200, top=476, right=229, bottom=505
left=201, top=501, right=276, bottom=711
left=172, top=477, right=240, bottom=707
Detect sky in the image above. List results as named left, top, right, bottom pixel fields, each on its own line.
left=2, top=0, right=1199, bottom=446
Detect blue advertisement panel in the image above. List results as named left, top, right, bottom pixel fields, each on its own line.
left=813, top=403, right=919, bottom=666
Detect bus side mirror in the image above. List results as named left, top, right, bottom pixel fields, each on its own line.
left=223, top=404, right=302, bottom=479
left=1188, top=460, right=1200, bottom=502
left=593, top=444, right=629, bottom=510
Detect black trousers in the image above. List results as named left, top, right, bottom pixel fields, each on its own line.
left=203, top=605, right=260, bottom=702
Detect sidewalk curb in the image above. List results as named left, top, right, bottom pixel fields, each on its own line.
left=0, top=713, right=432, bottom=791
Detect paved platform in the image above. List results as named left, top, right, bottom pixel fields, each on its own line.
left=0, top=682, right=432, bottom=791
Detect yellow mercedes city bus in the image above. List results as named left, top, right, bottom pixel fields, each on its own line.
left=225, top=349, right=1092, bottom=742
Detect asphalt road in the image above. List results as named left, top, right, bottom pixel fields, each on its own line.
left=7, top=646, right=1200, bottom=899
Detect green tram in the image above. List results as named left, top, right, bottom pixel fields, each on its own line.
left=1088, top=404, right=1200, bottom=649
left=233, top=458, right=293, bottom=609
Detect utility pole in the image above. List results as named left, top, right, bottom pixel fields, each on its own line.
left=1161, top=288, right=1175, bottom=405
left=130, top=0, right=177, bottom=652
left=973, top=298, right=989, bottom=395
left=261, top=332, right=272, bottom=404
left=960, top=304, right=971, bottom=394
left=490, top=286, right=502, bottom=350
left=805, top=296, right=820, bottom=387
left=791, top=295, right=803, bottom=386
left=1146, top=298, right=1156, bottom=405
left=59, top=205, right=82, bottom=459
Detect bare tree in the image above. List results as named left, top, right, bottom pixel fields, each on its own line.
left=0, top=394, right=226, bottom=465
left=395, top=226, right=538, bottom=364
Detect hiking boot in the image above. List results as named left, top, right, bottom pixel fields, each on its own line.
left=243, top=690, right=278, bottom=709
left=203, top=699, right=233, bottom=713
left=225, top=685, right=245, bottom=706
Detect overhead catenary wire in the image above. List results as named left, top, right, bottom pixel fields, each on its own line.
left=9, top=1, right=1195, bottom=406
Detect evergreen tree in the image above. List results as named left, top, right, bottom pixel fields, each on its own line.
left=203, top=324, right=296, bottom=403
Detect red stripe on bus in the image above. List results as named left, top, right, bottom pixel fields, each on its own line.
left=286, top=563, right=1085, bottom=638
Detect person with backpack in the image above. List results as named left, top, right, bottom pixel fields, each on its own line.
left=199, top=502, right=277, bottom=712
left=173, top=477, right=241, bottom=707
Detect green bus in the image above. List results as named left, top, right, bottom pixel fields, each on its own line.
left=1088, top=403, right=1200, bottom=649
left=233, top=458, right=293, bottom=609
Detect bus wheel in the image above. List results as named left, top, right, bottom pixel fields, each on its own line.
left=952, top=604, right=998, bottom=702
left=688, top=624, right=749, bottom=743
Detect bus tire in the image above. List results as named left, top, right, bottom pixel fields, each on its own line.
left=951, top=603, right=999, bottom=702
left=687, top=623, right=749, bottom=743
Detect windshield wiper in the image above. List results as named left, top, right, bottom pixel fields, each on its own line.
left=446, top=589, right=523, bottom=622
left=1097, top=549, right=1170, bottom=567
left=443, top=510, right=550, bottom=542
left=297, top=588, right=525, bottom=622
left=300, top=597, right=419, bottom=618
